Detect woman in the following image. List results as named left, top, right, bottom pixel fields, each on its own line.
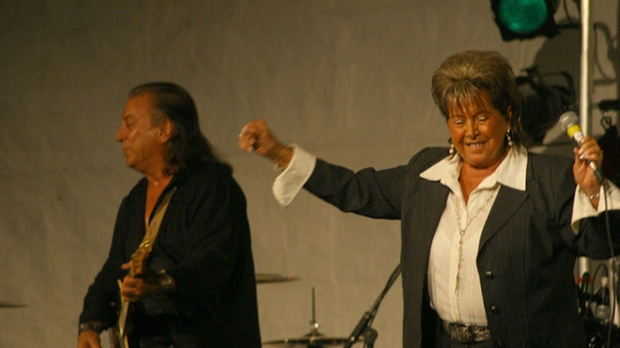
left=238, top=51, right=620, bottom=347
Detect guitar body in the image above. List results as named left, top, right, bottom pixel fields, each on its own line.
left=108, top=325, right=128, bottom=348
left=109, top=245, right=150, bottom=348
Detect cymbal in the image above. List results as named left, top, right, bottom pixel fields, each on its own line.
left=255, top=273, right=299, bottom=284
left=262, top=336, right=350, bottom=347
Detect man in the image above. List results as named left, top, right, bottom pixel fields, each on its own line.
left=78, top=82, right=261, bottom=348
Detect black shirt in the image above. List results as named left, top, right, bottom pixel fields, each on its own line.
left=79, top=161, right=261, bottom=347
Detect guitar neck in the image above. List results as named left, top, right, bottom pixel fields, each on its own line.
left=113, top=244, right=150, bottom=348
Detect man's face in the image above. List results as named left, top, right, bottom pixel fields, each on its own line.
left=115, top=94, right=163, bottom=173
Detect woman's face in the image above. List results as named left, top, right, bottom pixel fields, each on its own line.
left=448, top=96, right=511, bottom=170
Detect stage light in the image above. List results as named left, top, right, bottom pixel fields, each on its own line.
left=491, top=0, right=560, bottom=41
left=516, top=67, right=575, bottom=144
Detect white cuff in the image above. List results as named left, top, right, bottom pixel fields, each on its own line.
left=272, top=144, right=316, bottom=206
left=571, top=180, right=620, bottom=233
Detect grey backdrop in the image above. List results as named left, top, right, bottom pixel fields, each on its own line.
left=0, top=0, right=618, bottom=347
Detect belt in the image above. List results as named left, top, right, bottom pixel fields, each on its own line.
left=443, top=321, right=491, bottom=344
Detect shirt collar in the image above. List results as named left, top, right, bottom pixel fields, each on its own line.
left=420, top=147, right=528, bottom=191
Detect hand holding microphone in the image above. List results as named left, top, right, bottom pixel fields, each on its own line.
left=559, top=111, right=605, bottom=183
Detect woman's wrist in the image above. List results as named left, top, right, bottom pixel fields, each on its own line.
left=583, top=191, right=600, bottom=200
left=580, top=184, right=601, bottom=201
left=270, top=145, right=293, bottom=170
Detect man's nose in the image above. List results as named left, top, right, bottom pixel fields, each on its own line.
left=115, top=127, right=124, bottom=142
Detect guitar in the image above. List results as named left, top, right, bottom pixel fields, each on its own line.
left=109, top=243, right=151, bottom=348
left=109, top=190, right=174, bottom=348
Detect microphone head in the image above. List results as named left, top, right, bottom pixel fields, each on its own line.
left=594, top=304, right=610, bottom=321
left=559, top=111, right=579, bottom=131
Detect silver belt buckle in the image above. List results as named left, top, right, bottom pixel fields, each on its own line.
left=444, top=322, right=491, bottom=343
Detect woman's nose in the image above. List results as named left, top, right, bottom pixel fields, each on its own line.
left=465, top=120, right=478, bottom=137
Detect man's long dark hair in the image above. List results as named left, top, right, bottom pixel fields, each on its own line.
left=129, top=82, right=231, bottom=175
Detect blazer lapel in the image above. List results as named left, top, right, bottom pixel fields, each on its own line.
left=418, top=180, right=451, bottom=247
left=478, top=185, right=529, bottom=251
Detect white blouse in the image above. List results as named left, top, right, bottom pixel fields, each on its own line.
left=420, top=148, right=527, bottom=325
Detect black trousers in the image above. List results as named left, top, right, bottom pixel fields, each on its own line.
left=139, top=336, right=175, bottom=348
left=140, top=336, right=176, bottom=348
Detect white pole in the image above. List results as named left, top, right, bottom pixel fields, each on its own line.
left=577, top=0, right=594, bottom=321
left=579, top=0, right=619, bottom=326
left=579, top=0, right=592, bottom=134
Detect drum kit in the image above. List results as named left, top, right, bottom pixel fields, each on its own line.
left=256, top=264, right=401, bottom=348
left=255, top=273, right=361, bottom=348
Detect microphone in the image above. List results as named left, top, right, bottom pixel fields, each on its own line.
left=593, top=269, right=611, bottom=322
left=343, top=311, right=372, bottom=348
left=558, top=111, right=605, bottom=183
left=579, top=271, right=592, bottom=318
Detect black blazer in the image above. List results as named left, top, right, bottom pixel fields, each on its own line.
left=304, top=147, right=619, bottom=348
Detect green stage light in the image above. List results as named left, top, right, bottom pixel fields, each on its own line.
left=491, top=0, right=560, bottom=41
left=500, top=0, right=548, bottom=34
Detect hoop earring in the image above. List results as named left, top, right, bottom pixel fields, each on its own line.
left=506, top=129, right=513, bottom=147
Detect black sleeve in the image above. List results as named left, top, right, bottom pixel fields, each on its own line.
left=79, top=198, right=131, bottom=327
left=163, top=168, right=252, bottom=313
left=303, top=159, right=407, bottom=219
left=576, top=206, right=620, bottom=259
left=303, top=147, right=447, bottom=220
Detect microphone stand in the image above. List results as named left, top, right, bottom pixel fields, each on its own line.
left=343, top=264, right=401, bottom=348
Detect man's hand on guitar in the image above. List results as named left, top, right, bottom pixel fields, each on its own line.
left=77, top=329, right=102, bottom=348
left=120, top=261, right=161, bottom=302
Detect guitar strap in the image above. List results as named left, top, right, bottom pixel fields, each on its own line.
left=114, top=189, right=175, bottom=348
left=137, top=188, right=174, bottom=255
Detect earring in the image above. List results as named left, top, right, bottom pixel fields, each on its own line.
left=449, top=144, right=455, bottom=155
left=506, top=129, right=513, bottom=147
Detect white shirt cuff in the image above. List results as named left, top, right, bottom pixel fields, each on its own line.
left=272, top=144, right=317, bottom=206
left=571, top=179, right=620, bottom=232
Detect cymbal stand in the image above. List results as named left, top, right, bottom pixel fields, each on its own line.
left=343, top=264, right=402, bottom=348
left=308, top=286, right=320, bottom=336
